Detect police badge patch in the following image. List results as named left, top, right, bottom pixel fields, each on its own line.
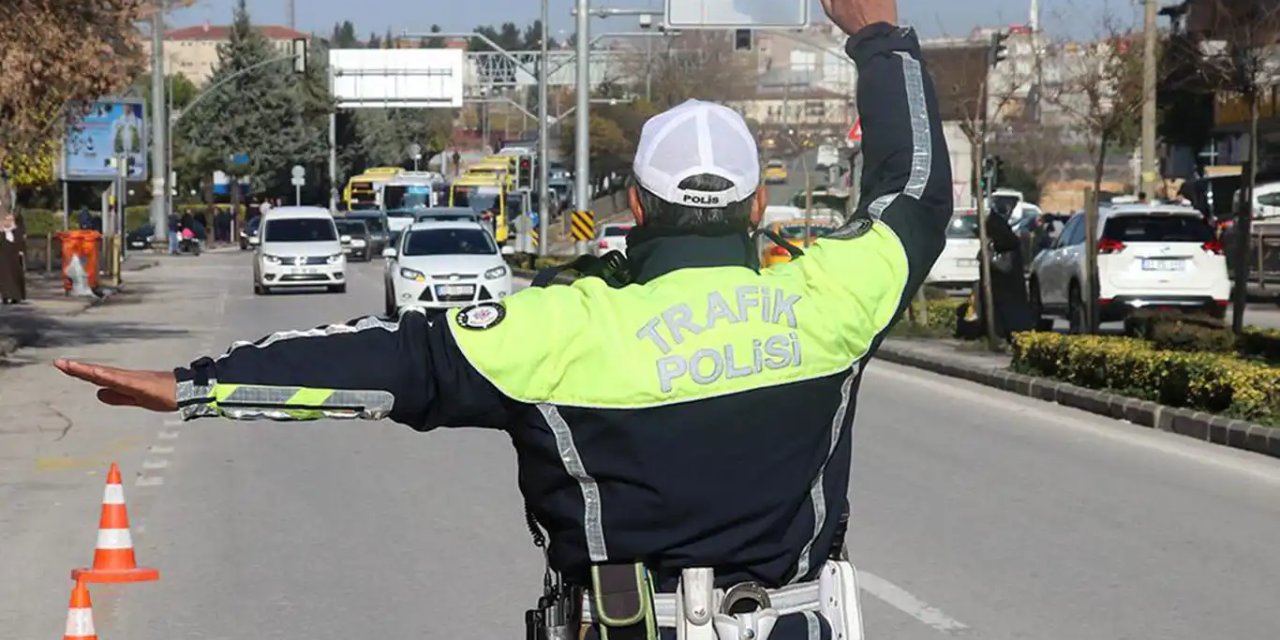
left=456, top=303, right=506, bottom=330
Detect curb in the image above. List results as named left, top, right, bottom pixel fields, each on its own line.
left=876, top=342, right=1280, bottom=461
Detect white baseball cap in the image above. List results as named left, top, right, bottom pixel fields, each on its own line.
left=632, top=99, right=761, bottom=209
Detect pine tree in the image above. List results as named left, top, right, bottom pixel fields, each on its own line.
left=180, top=0, right=328, bottom=198
left=368, top=31, right=380, bottom=49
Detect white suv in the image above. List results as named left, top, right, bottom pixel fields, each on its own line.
left=1028, top=204, right=1229, bottom=331
left=383, top=220, right=512, bottom=316
left=253, top=207, right=346, bottom=295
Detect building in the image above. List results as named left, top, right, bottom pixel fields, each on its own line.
left=752, top=24, right=856, bottom=98
left=143, top=24, right=310, bottom=85
left=726, top=86, right=853, bottom=134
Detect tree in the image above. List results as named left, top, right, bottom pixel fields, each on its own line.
left=647, top=31, right=753, bottom=109
left=425, top=24, right=445, bottom=48
left=330, top=21, right=359, bottom=48
left=0, top=0, right=147, bottom=209
left=1047, top=25, right=1147, bottom=332
left=179, top=0, right=328, bottom=199
left=368, top=32, right=381, bottom=49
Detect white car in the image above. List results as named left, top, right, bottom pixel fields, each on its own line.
left=383, top=220, right=513, bottom=316
left=253, top=207, right=346, bottom=295
left=815, top=144, right=840, bottom=169
left=593, top=222, right=632, bottom=257
left=1251, top=181, right=1280, bottom=221
left=1028, top=204, right=1229, bottom=331
left=927, top=208, right=980, bottom=288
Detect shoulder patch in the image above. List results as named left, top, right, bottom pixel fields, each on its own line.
left=828, top=216, right=874, bottom=240
left=456, top=303, right=506, bottom=330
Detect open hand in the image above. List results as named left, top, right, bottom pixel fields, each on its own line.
left=820, top=0, right=898, bottom=36
left=54, top=359, right=179, bottom=412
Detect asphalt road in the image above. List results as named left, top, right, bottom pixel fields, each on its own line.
left=4, top=252, right=1279, bottom=639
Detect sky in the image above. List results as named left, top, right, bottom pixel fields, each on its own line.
left=166, top=0, right=1143, bottom=42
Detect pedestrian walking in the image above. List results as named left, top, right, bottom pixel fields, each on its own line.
left=0, top=212, right=27, bottom=304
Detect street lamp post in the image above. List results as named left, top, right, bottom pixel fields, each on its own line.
left=574, top=0, right=591, bottom=255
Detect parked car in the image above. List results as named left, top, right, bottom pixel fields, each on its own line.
left=382, top=220, right=512, bottom=316
left=926, top=208, right=980, bottom=288
left=126, top=223, right=155, bottom=251
left=336, top=219, right=372, bottom=262
left=1028, top=204, right=1229, bottom=331
left=253, top=207, right=346, bottom=295
left=593, top=222, right=632, bottom=257
left=1012, top=211, right=1071, bottom=266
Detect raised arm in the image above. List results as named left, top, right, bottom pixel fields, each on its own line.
left=55, top=309, right=511, bottom=430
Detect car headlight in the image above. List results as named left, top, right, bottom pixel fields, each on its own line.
left=485, top=265, right=508, bottom=279
left=327, top=254, right=344, bottom=265
left=263, top=255, right=282, bottom=264
left=399, top=267, right=426, bottom=283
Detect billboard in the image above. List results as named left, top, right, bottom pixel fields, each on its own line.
left=62, top=98, right=148, bottom=182
left=666, top=0, right=809, bottom=29
left=329, top=49, right=465, bottom=109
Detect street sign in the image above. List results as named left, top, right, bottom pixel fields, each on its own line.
left=230, top=153, right=250, bottom=167
left=62, top=97, right=148, bottom=182
left=291, top=177, right=306, bottom=186
left=665, top=0, right=808, bottom=29
left=291, top=164, right=306, bottom=179
left=408, top=143, right=422, bottom=160
left=571, top=210, right=596, bottom=242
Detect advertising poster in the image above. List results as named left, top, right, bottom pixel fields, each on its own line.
left=63, top=98, right=148, bottom=182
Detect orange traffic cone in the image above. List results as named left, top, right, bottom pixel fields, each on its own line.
left=71, top=463, right=159, bottom=583
left=63, top=580, right=97, bottom=640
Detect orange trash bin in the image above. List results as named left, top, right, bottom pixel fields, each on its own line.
left=56, top=230, right=101, bottom=293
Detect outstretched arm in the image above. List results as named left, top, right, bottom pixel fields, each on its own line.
left=56, top=310, right=511, bottom=430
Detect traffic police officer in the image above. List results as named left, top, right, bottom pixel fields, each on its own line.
left=56, top=1, right=951, bottom=638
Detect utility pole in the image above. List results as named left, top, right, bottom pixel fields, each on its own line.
left=538, top=0, right=551, bottom=256
left=149, top=1, right=168, bottom=247
left=287, top=0, right=296, bottom=29
left=574, top=0, right=591, bottom=254
left=1141, top=0, right=1159, bottom=200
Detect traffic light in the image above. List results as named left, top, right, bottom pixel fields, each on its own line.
left=518, top=156, right=532, bottom=190
left=989, top=31, right=1009, bottom=68
left=734, top=29, right=753, bottom=51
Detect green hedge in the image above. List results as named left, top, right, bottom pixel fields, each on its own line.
left=1012, top=332, right=1280, bottom=426
left=19, top=204, right=229, bottom=236
left=893, top=296, right=963, bottom=338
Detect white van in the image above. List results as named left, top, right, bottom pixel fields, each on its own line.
left=252, top=207, right=346, bottom=295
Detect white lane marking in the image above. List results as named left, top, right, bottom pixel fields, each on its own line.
left=163, top=418, right=184, bottom=426
left=142, top=459, right=169, bottom=470
left=148, top=445, right=175, bottom=454
left=157, top=430, right=180, bottom=440
left=869, top=362, right=1280, bottom=487
left=860, top=571, right=969, bottom=634
left=135, top=475, right=164, bottom=487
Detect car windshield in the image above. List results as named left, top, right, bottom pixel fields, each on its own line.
left=1103, top=214, right=1213, bottom=243
left=768, top=160, right=785, bottom=168
left=603, top=225, right=631, bottom=237
left=404, top=228, right=497, bottom=256
left=946, top=214, right=980, bottom=239
left=780, top=225, right=835, bottom=240
left=349, top=216, right=385, bottom=233
left=457, top=191, right=499, bottom=213
left=384, top=185, right=431, bottom=211
left=335, top=221, right=368, bottom=237
left=264, top=218, right=336, bottom=242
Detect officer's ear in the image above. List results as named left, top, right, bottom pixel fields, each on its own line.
left=749, top=186, right=769, bottom=228
left=628, top=185, right=645, bottom=225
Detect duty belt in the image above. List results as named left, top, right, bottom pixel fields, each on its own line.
left=579, top=580, right=822, bottom=628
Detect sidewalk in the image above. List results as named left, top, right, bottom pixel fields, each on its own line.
left=0, top=257, right=156, bottom=358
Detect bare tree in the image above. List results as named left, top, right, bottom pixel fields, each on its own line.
left=1045, top=24, right=1147, bottom=332
left=1180, top=0, right=1280, bottom=332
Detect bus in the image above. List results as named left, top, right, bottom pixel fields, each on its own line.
left=342, top=167, right=402, bottom=210
left=450, top=176, right=510, bottom=245
left=465, top=157, right=518, bottom=190
left=381, top=173, right=446, bottom=234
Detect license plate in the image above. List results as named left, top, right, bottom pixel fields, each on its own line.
left=957, top=259, right=978, bottom=267
left=1141, top=259, right=1185, bottom=272
left=293, top=267, right=318, bottom=274
left=438, top=285, right=475, bottom=296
